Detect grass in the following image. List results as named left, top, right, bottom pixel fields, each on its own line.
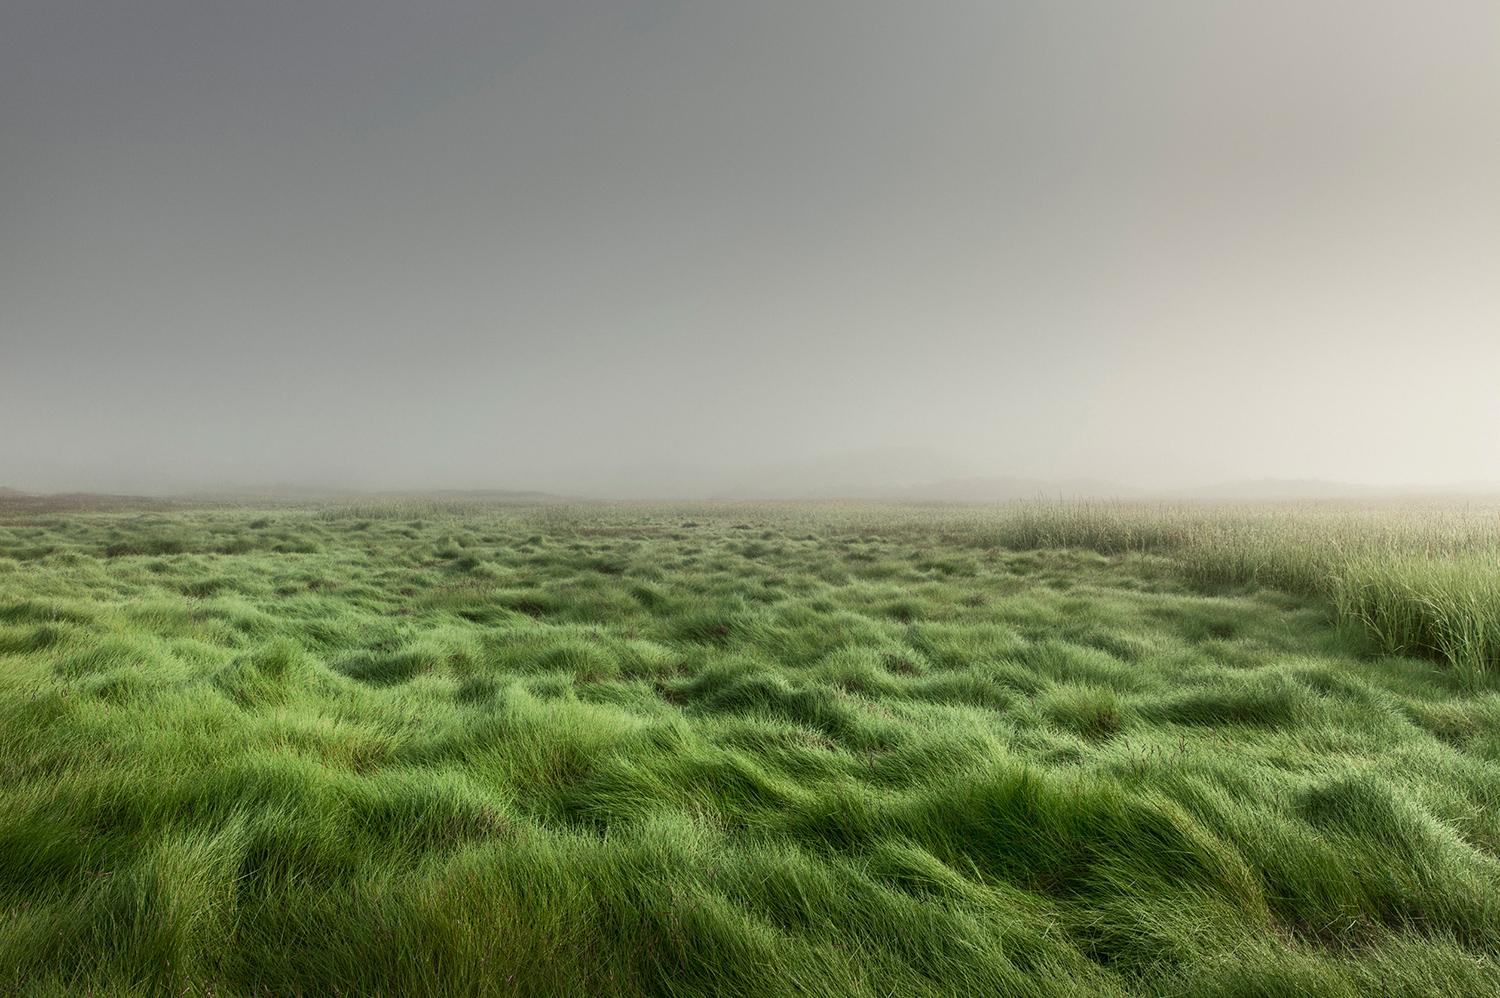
left=0, top=495, right=1498, bottom=995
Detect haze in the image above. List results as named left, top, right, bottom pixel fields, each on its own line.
left=4, top=2, right=1498, bottom=498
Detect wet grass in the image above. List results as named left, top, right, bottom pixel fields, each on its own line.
left=0, top=498, right=1497, bottom=996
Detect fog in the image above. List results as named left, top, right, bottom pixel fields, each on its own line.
left=4, top=2, right=1499, bottom=498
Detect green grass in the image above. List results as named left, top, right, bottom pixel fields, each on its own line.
left=1, top=496, right=1498, bottom=995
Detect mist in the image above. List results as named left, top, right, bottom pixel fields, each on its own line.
left=5, top=2, right=1499, bottom=498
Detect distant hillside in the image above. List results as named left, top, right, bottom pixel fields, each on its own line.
left=1175, top=479, right=1387, bottom=501
left=1174, top=479, right=1500, bottom=501
left=896, top=477, right=1133, bottom=501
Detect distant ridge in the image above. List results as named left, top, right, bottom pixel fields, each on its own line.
left=4, top=479, right=1499, bottom=506
left=1172, top=479, right=1500, bottom=501
left=409, top=489, right=576, bottom=501
left=894, top=477, right=1134, bottom=501
left=1174, top=479, right=1387, bottom=501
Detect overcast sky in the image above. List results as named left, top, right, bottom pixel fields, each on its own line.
left=4, top=1, right=1498, bottom=495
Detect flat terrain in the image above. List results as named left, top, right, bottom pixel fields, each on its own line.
left=1, top=499, right=1498, bottom=995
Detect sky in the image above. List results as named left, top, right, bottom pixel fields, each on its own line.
left=4, top=1, right=1499, bottom=496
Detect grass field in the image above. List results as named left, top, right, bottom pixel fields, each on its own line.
left=1, top=496, right=1498, bottom=996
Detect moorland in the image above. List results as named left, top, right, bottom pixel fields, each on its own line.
left=1, top=495, right=1498, bottom=995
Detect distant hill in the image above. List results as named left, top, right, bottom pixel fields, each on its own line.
left=1172, top=479, right=1500, bottom=501
left=895, top=477, right=1134, bottom=501
left=398, top=489, right=580, bottom=503
left=5, top=476, right=1498, bottom=506
left=1172, top=479, right=1384, bottom=501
